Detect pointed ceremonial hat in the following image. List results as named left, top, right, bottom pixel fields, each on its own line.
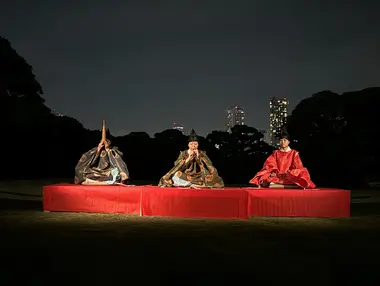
left=188, top=129, right=199, bottom=142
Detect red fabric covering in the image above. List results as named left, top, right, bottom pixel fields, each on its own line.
left=249, top=149, right=316, bottom=189
left=141, top=186, right=248, bottom=219
left=43, top=184, right=142, bottom=214
left=43, top=184, right=350, bottom=218
left=247, top=188, right=350, bottom=217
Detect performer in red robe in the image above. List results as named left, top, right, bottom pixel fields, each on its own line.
left=249, top=132, right=316, bottom=189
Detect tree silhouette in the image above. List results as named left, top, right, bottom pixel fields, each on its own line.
left=286, top=87, right=380, bottom=187
left=206, top=130, right=231, bottom=158
left=0, top=37, right=43, bottom=98
left=0, top=36, right=87, bottom=178
left=151, top=129, right=188, bottom=179
left=286, top=90, right=346, bottom=145
left=0, top=36, right=51, bottom=129
left=113, top=132, right=153, bottom=181
left=206, top=125, right=274, bottom=184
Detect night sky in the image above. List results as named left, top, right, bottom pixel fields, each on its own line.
left=1, top=0, right=379, bottom=136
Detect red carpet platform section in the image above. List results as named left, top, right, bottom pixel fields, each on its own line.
left=43, top=184, right=141, bottom=215
left=247, top=188, right=351, bottom=217
left=43, top=184, right=351, bottom=219
left=141, top=186, right=248, bottom=220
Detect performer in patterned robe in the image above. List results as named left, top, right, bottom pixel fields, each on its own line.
left=74, top=139, right=129, bottom=185
left=158, top=129, right=224, bottom=189
left=249, top=131, right=316, bottom=189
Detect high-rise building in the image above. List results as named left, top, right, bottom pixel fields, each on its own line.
left=269, top=97, right=288, bottom=145
left=226, top=105, right=245, bottom=132
left=173, top=122, right=184, bottom=134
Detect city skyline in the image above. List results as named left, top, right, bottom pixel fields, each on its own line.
left=56, top=99, right=288, bottom=138
left=1, top=1, right=379, bottom=136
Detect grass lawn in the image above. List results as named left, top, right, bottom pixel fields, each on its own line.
left=1, top=180, right=380, bottom=285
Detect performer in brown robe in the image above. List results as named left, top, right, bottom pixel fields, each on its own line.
left=158, top=129, right=224, bottom=189
left=249, top=131, right=315, bottom=189
left=74, top=120, right=129, bottom=185
left=74, top=139, right=129, bottom=185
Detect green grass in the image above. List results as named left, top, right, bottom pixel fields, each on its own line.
left=1, top=203, right=380, bottom=285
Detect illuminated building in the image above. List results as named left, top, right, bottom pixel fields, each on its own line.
left=52, top=108, right=64, bottom=117
left=173, top=122, right=184, bottom=134
left=269, top=97, right=288, bottom=145
left=226, top=105, right=245, bottom=132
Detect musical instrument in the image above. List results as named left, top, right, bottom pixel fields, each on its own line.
left=101, top=119, right=106, bottom=142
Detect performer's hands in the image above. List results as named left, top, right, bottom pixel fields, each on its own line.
left=104, top=139, right=110, bottom=150
left=97, top=141, right=104, bottom=152
left=270, top=172, right=277, bottom=177
left=186, top=151, right=195, bottom=163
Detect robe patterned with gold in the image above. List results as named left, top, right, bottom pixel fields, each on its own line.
left=74, top=147, right=129, bottom=184
left=158, top=150, right=224, bottom=188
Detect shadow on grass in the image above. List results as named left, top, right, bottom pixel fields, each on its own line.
left=0, top=191, right=41, bottom=198
left=0, top=198, right=42, bottom=211
left=351, top=202, right=380, bottom=216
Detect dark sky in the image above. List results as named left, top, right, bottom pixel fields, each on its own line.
left=1, top=0, right=379, bottom=136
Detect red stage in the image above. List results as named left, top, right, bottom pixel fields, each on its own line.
left=43, top=184, right=351, bottom=219
left=141, top=186, right=248, bottom=219
left=43, top=184, right=142, bottom=215
left=246, top=188, right=351, bottom=217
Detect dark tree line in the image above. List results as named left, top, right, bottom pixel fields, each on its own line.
left=287, top=88, right=380, bottom=188
left=1, top=36, right=379, bottom=188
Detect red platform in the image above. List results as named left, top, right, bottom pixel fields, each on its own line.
left=246, top=188, right=351, bottom=217
left=141, top=186, right=248, bottom=219
left=43, top=184, right=142, bottom=215
left=43, top=184, right=351, bottom=219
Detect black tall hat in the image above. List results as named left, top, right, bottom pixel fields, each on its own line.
left=188, top=129, right=199, bottom=142
left=278, top=127, right=290, bottom=140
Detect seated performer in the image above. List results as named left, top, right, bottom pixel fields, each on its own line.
left=74, top=120, right=129, bottom=185
left=249, top=131, right=316, bottom=189
left=74, top=139, right=130, bottom=185
left=158, top=129, right=224, bottom=189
